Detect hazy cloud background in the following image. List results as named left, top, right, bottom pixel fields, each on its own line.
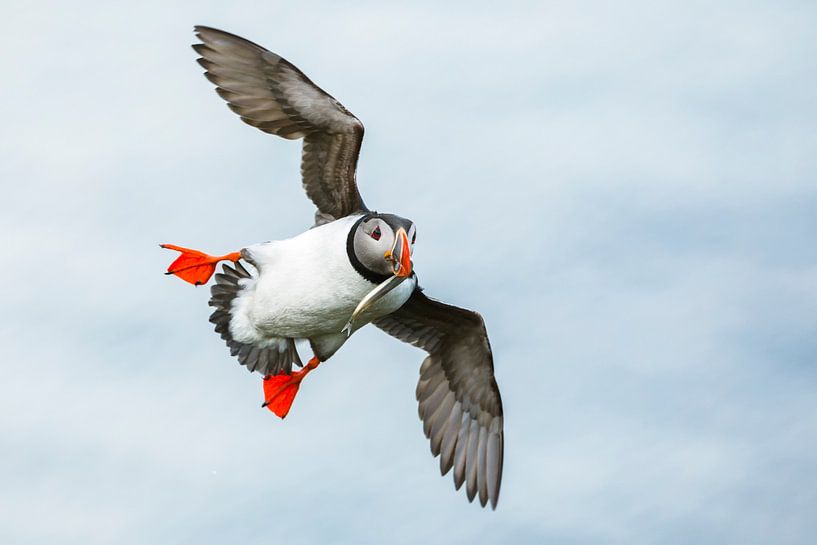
left=2, top=1, right=816, bottom=543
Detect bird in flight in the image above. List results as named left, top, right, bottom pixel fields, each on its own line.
left=163, top=26, right=504, bottom=508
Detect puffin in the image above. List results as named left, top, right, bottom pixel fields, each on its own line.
left=163, top=26, right=504, bottom=509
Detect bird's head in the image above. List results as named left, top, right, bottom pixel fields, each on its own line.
left=350, top=213, right=416, bottom=279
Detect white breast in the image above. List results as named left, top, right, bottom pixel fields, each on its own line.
left=227, top=216, right=415, bottom=345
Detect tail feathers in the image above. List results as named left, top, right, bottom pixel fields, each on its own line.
left=209, top=262, right=302, bottom=376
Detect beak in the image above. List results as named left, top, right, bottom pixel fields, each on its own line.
left=385, top=228, right=412, bottom=278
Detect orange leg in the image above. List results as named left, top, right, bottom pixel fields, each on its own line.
left=161, top=243, right=241, bottom=286
left=262, top=357, right=322, bottom=419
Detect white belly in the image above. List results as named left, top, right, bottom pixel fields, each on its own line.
left=228, top=216, right=416, bottom=343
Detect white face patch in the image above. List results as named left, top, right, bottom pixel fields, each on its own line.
left=353, top=218, right=396, bottom=276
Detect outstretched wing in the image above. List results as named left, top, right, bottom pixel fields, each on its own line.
left=374, top=289, right=504, bottom=509
left=194, top=26, right=367, bottom=222
left=209, top=261, right=303, bottom=376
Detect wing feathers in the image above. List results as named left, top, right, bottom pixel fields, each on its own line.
left=375, top=289, right=504, bottom=508
left=476, top=425, right=489, bottom=506
left=429, top=391, right=456, bottom=456
left=486, top=418, right=503, bottom=508
left=193, top=26, right=367, bottom=220
left=453, top=411, right=471, bottom=490
left=439, top=402, right=462, bottom=475
left=208, top=261, right=301, bottom=376
left=464, top=418, right=480, bottom=502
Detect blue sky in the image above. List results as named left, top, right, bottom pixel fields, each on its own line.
left=2, top=1, right=816, bottom=544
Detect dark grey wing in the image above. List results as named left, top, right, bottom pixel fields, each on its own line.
left=194, top=26, right=367, bottom=222
left=209, top=262, right=302, bottom=376
left=374, top=289, right=504, bottom=509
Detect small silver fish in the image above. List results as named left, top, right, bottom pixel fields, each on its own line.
left=341, top=274, right=408, bottom=336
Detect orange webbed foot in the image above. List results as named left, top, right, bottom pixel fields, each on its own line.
left=161, top=244, right=241, bottom=286
left=262, top=357, right=321, bottom=419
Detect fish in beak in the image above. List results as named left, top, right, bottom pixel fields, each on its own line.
left=341, top=274, right=408, bottom=336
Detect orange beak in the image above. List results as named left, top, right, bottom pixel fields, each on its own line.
left=386, top=227, right=413, bottom=278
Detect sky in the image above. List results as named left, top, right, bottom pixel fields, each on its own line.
left=2, top=1, right=816, bottom=543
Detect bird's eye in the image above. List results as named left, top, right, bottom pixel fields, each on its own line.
left=371, top=226, right=381, bottom=241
